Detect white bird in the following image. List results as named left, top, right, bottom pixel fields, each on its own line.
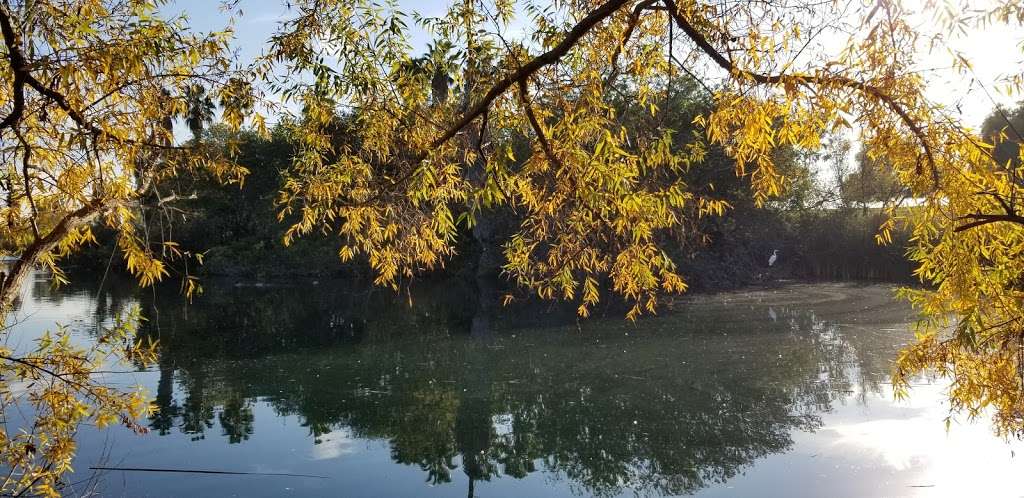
left=768, top=249, right=778, bottom=267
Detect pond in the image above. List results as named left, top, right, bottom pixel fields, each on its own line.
left=4, top=272, right=1023, bottom=497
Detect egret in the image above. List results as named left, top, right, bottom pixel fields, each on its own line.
left=768, top=249, right=778, bottom=267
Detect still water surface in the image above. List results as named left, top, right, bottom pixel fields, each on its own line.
left=5, top=272, right=1023, bottom=497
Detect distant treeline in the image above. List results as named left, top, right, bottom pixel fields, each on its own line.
left=674, top=208, right=913, bottom=291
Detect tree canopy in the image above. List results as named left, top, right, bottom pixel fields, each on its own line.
left=4, top=0, right=1024, bottom=493
left=261, top=0, right=1024, bottom=435
left=0, top=0, right=246, bottom=493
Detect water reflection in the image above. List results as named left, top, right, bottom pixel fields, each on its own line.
left=52, top=277, right=904, bottom=497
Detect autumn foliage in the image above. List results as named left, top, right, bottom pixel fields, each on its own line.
left=4, top=0, right=1024, bottom=493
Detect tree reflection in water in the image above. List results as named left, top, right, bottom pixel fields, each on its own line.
left=113, top=278, right=901, bottom=497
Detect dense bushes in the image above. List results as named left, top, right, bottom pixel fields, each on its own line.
left=66, top=126, right=347, bottom=280
left=672, top=207, right=913, bottom=291
left=788, top=210, right=913, bottom=282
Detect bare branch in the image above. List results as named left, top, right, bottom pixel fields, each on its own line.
left=955, top=213, right=1024, bottom=232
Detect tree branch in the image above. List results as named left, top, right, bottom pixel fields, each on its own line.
left=0, top=6, right=27, bottom=131
left=517, top=80, right=564, bottom=171
left=13, top=128, right=40, bottom=239
left=976, top=190, right=1017, bottom=217
left=661, top=0, right=939, bottom=187
left=426, top=0, right=629, bottom=155
left=605, top=0, right=662, bottom=87
left=0, top=7, right=190, bottom=151
left=360, top=0, right=630, bottom=204
left=954, top=213, right=1024, bottom=232
left=0, top=199, right=110, bottom=309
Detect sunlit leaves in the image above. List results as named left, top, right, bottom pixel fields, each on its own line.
left=0, top=0, right=250, bottom=492
left=0, top=308, right=156, bottom=497
left=0, top=0, right=250, bottom=301
left=271, top=0, right=721, bottom=316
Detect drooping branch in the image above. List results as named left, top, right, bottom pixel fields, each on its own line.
left=516, top=79, right=616, bottom=232
left=363, top=0, right=631, bottom=203
left=605, top=0, right=663, bottom=87
left=425, top=0, right=630, bottom=155
left=517, top=80, right=564, bottom=171
left=0, top=7, right=188, bottom=151
left=13, top=128, right=39, bottom=239
left=661, top=0, right=939, bottom=186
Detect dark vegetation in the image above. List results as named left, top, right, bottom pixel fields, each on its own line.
left=69, top=126, right=345, bottom=279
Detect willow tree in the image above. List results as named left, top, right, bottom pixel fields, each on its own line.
left=267, top=0, right=1024, bottom=435
left=4, top=0, right=1024, bottom=492
left=0, top=1, right=252, bottom=495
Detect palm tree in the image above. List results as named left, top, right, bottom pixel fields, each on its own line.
left=398, top=42, right=455, bottom=107
left=184, top=84, right=215, bottom=142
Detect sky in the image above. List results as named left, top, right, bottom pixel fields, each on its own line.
left=165, top=0, right=444, bottom=66
left=906, top=3, right=1024, bottom=130
left=163, top=0, right=1022, bottom=133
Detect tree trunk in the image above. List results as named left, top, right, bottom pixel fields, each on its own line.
left=460, top=1, right=500, bottom=279
left=0, top=201, right=106, bottom=312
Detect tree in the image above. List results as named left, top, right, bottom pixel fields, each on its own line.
left=0, top=1, right=253, bottom=308
left=981, top=101, right=1024, bottom=169
left=840, top=150, right=904, bottom=207
left=264, top=0, right=1024, bottom=435
left=0, top=1, right=252, bottom=494
left=185, top=84, right=217, bottom=142
left=4, top=2, right=1024, bottom=494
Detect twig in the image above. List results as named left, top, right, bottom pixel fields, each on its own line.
left=88, top=467, right=328, bottom=479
